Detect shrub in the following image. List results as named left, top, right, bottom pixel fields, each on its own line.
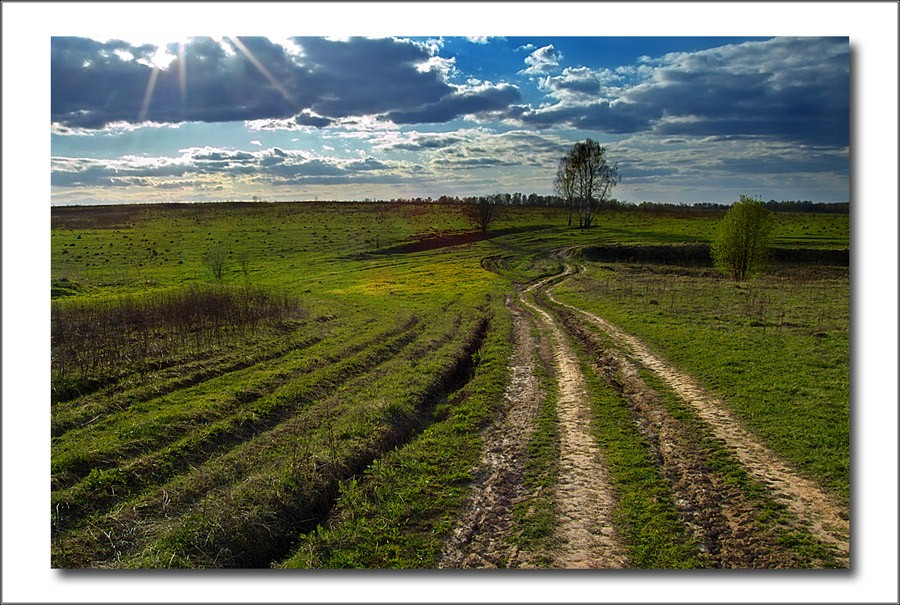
left=51, top=285, right=304, bottom=382
left=711, top=196, right=774, bottom=281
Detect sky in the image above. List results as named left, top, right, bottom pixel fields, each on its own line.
left=50, top=34, right=850, bottom=206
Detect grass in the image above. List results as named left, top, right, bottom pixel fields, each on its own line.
left=51, top=202, right=514, bottom=567
left=554, top=261, right=850, bottom=504
left=633, top=366, right=844, bottom=567
left=50, top=201, right=849, bottom=568
left=535, top=294, right=704, bottom=568
left=51, top=284, right=306, bottom=400
left=279, top=303, right=513, bottom=568
left=581, top=362, right=705, bottom=568
left=53, top=306, right=494, bottom=567
left=550, top=296, right=843, bottom=567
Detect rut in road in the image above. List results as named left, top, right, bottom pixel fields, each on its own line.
left=546, top=261, right=849, bottom=563
left=519, top=274, right=628, bottom=569
left=439, top=298, right=545, bottom=568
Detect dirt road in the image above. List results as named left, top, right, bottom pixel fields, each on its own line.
left=520, top=274, right=628, bottom=568
left=438, top=299, right=545, bottom=568
left=444, top=251, right=847, bottom=568
left=545, top=261, right=849, bottom=563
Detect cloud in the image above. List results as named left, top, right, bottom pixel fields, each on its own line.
left=539, top=66, right=623, bottom=102
left=51, top=145, right=423, bottom=191
left=397, top=128, right=570, bottom=172
left=606, top=133, right=849, bottom=193
left=293, top=110, right=333, bottom=128
left=518, top=37, right=849, bottom=148
left=50, top=36, right=465, bottom=130
left=520, top=44, right=563, bottom=75
left=386, top=81, right=521, bottom=124
left=371, top=130, right=468, bottom=152
left=522, top=98, right=656, bottom=134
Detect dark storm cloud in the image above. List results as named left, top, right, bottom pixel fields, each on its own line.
left=521, top=37, right=849, bottom=148
left=50, top=36, right=489, bottom=129
left=52, top=37, right=299, bottom=128
left=293, top=37, right=451, bottom=117
left=523, top=99, right=656, bottom=134
left=294, top=112, right=333, bottom=128
left=386, top=83, right=521, bottom=125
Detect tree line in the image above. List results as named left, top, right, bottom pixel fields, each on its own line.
left=377, top=195, right=847, bottom=215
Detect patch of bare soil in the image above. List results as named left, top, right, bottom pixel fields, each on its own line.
left=518, top=276, right=628, bottom=569
left=547, top=266, right=849, bottom=565
left=438, top=298, right=545, bottom=568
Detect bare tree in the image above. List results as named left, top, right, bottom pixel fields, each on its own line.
left=558, top=139, right=620, bottom=228
left=464, top=195, right=498, bottom=234
left=204, top=246, right=227, bottom=280
left=555, top=156, right=577, bottom=227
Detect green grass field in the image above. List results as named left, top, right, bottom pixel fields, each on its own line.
left=50, top=201, right=849, bottom=568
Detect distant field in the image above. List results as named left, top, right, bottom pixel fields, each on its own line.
left=50, top=201, right=850, bottom=568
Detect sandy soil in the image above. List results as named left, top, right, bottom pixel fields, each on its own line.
left=519, top=276, right=628, bottom=568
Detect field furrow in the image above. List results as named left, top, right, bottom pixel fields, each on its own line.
left=51, top=316, right=413, bottom=488
left=51, top=333, right=324, bottom=437
left=51, top=316, right=423, bottom=535
left=52, top=312, right=489, bottom=568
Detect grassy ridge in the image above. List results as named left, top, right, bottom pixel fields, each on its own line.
left=280, top=302, right=512, bottom=568
left=51, top=315, right=422, bottom=532
left=53, top=303, right=493, bottom=567
left=51, top=202, right=514, bottom=568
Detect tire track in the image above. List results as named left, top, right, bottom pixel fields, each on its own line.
left=519, top=273, right=627, bottom=569
left=545, top=258, right=849, bottom=563
left=439, top=298, right=544, bottom=568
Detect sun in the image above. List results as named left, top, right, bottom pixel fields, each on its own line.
left=137, top=37, right=189, bottom=122
left=148, top=42, right=178, bottom=70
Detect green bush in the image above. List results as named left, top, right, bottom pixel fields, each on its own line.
left=711, top=196, right=774, bottom=280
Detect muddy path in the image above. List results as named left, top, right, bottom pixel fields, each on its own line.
left=518, top=274, right=628, bottom=568
left=554, top=304, right=831, bottom=567
left=455, top=249, right=846, bottom=568
left=545, top=257, right=849, bottom=564
left=438, top=298, right=545, bottom=568
left=441, top=269, right=628, bottom=568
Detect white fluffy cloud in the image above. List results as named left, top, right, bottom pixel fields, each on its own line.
left=520, top=44, right=563, bottom=75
